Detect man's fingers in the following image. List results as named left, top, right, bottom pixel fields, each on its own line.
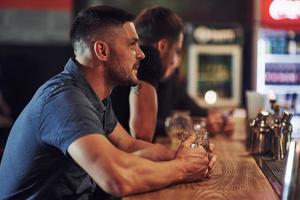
left=208, top=154, right=217, bottom=170
left=182, top=132, right=196, bottom=147
left=207, top=164, right=216, bottom=177
left=208, top=143, right=214, bottom=152
left=194, top=145, right=208, bottom=157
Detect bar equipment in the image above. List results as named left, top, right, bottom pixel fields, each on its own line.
left=281, top=111, right=293, bottom=153
left=248, top=91, right=294, bottom=159
left=251, top=111, right=271, bottom=154
left=281, top=139, right=300, bottom=200
left=271, top=109, right=285, bottom=159
left=248, top=113, right=260, bottom=150
left=269, top=96, right=286, bottom=159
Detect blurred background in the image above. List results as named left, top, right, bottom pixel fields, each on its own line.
left=0, top=0, right=299, bottom=144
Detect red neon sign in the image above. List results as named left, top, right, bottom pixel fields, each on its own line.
left=260, top=0, right=300, bottom=31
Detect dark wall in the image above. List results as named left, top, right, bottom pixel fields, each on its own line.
left=0, top=44, right=73, bottom=120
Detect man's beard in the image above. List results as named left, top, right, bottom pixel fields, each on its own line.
left=105, top=55, right=138, bottom=87
left=106, top=68, right=136, bottom=87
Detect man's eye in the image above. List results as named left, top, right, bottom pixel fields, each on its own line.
left=131, top=41, right=138, bottom=46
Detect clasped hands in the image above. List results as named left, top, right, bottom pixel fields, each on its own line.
left=175, top=133, right=217, bottom=182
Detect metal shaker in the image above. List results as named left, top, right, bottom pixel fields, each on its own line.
left=248, top=115, right=259, bottom=150
left=270, top=113, right=285, bottom=159
left=281, top=139, right=300, bottom=200
left=251, top=111, right=271, bottom=154
left=281, top=111, right=293, bottom=154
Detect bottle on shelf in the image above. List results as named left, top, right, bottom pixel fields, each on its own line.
left=288, top=31, right=297, bottom=55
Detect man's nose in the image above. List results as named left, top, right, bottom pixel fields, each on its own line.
left=171, top=56, right=180, bottom=69
left=137, top=47, right=145, bottom=60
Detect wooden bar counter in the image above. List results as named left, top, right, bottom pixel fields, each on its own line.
left=123, top=116, right=279, bottom=200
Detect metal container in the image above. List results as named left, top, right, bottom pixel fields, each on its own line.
left=251, top=111, right=271, bottom=154
left=281, top=111, right=293, bottom=153
left=281, top=139, right=300, bottom=200
left=247, top=117, right=258, bottom=150
left=271, top=115, right=285, bottom=159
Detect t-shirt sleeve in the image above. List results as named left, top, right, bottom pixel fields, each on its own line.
left=40, top=88, right=104, bottom=155
left=138, top=46, right=162, bottom=89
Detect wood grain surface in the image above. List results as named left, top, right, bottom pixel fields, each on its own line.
left=123, top=117, right=279, bottom=200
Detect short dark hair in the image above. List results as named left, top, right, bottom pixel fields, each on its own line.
left=70, top=5, right=135, bottom=53
left=134, top=6, right=184, bottom=45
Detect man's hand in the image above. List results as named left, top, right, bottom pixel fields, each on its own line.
left=175, top=133, right=210, bottom=182
left=207, top=143, right=217, bottom=176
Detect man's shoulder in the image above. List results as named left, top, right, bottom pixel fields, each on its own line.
left=39, top=73, right=81, bottom=99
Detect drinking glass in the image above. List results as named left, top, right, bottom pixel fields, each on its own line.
left=192, top=117, right=209, bottom=151
left=165, top=111, right=193, bottom=148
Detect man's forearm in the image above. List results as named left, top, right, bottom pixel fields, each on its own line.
left=109, top=123, right=175, bottom=161
left=129, top=81, right=157, bottom=143
left=131, top=139, right=176, bottom=161
left=68, top=134, right=185, bottom=197
left=69, top=133, right=211, bottom=197
left=117, top=159, right=185, bottom=196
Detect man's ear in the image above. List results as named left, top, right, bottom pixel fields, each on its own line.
left=93, top=41, right=110, bottom=61
left=155, top=39, right=169, bottom=56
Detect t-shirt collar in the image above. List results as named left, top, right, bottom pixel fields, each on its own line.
left=64, top=58, right=107, bottom=112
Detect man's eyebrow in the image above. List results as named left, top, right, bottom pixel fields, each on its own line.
left=131, top=38, right=139, bottom=43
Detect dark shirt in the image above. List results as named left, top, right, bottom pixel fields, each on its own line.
left=0, top=58, right=117, bottom=199
left=111, top=45, right=162, bottom=132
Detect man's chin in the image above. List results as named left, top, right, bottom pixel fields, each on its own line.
left=128, top=79, right=139, bottom=87
left=160, top=73, right=172, bottom=82
left=128, top=74, right=139, bottom=86
left=116, top=78, right=138, bottom=87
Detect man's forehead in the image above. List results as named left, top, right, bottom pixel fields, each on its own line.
left=105, top=22, right=138, bottom=44
left=173, top=32, right=184, bottom=48
left=122, top=22, right=139, bottom=39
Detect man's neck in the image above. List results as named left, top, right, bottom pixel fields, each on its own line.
left=85, top=70, right=113, bottom=100
left=76, top=56, right=113, bottom=100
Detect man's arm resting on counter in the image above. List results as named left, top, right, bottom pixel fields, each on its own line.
left=129, top=81, right=157, bottom=142
left=68, top=133, right=186, bottom=197
left=110, top=122, right=175, bottom=161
